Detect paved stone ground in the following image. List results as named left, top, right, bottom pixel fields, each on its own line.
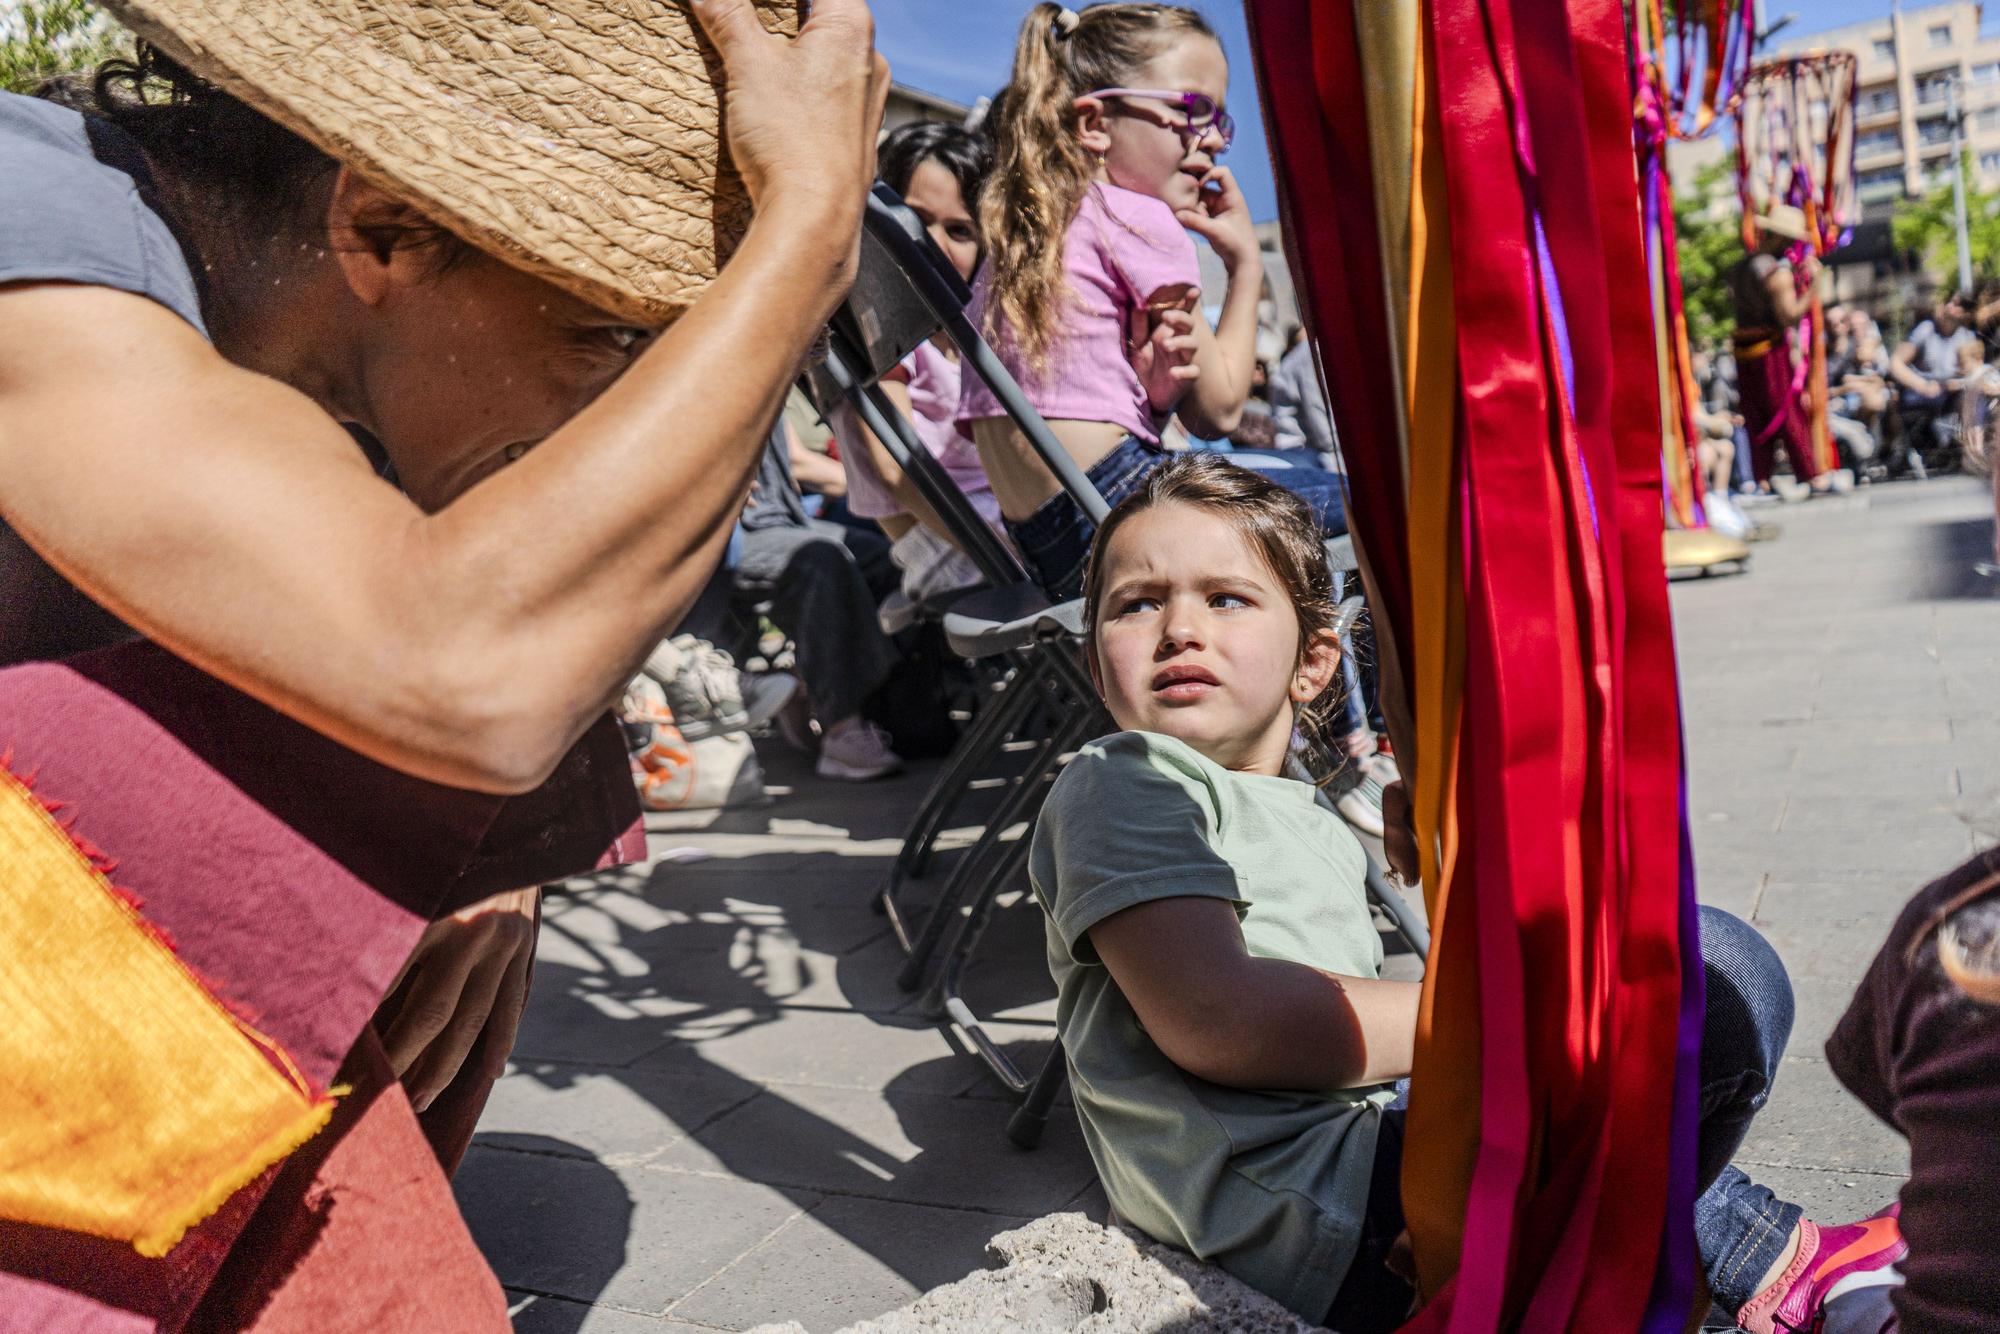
left=461, top=478, right=2000, bottom=1332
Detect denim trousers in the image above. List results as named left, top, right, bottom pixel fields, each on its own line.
left=1328, top=906, right=1803, bottom=1332
left=1004, top=436, right=1350, bottom=604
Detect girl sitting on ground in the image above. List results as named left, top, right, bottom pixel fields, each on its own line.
left=1030, top=452, right=1906, bottom=1333
left=958, top=2, right=1346, bottom=602
left=829, top=120, right=1003, bottom=606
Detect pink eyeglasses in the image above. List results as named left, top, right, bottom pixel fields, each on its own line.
left=1081, top=88, right=1235, bottom=151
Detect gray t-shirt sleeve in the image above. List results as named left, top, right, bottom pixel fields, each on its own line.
left=1034, top=731, right=1245, bottom=961
left=0, top=93, right=206, bottom=336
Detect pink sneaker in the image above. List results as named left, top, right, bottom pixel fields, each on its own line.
left=1736, top=1206, right=1906, bottom=1334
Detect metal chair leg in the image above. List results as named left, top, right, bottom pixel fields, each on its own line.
left=1006, top=1041, right=1068, bottom=1149
left=881, top=654, right=1046, bottom=948
left=906, top=654, right=1045, bottom=882
left=893, top=691, right=1079, bottom=991
left=921, top=707, right=1095, bottom=1073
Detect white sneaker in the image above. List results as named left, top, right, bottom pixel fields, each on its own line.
left=1334, top=750, right=1394, bottom=838
left=1335, top=784, right=1387, bottom=838
left=816, top=717, right=903, bottom=782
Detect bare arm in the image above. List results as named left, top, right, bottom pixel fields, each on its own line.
left=785, top=421, right=848, bottom=498
left=1763, top=260, right=1813, bottom=328
left=1173, top=167, right=1263, bottom=440
left=0, top=0, right=889, bottom=795
left=1889, top=339, right=1936, bottom=394
left=1088, top=895, right=1419, bottom=1091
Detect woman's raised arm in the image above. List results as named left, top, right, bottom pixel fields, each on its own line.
left=0, top=0, right=889, bottom=794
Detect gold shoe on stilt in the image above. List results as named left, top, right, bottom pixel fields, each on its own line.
left=1663, top=528, right=1751, bottom=578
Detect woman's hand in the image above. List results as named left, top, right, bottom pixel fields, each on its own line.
left=693, top=0, right=891, bottom=222
left=1174, top=166, right=1260, bottom=276
left=378, top=886, right=541, bottom=1112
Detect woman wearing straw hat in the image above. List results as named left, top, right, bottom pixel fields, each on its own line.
left=1728, top=202, right=1826, bottom=494
left=0, top=0, right=886, bottom=1326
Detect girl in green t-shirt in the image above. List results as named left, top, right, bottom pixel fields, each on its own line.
left=1030, top=452, right=1905, bottom=1332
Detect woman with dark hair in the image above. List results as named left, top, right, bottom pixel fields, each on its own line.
left=827, top=118, right=1003, bottom=604
left=0, top=0, right=886, bottom=1325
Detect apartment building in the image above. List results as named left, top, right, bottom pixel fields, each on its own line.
left=1775, top=0, right=2000, bottom=216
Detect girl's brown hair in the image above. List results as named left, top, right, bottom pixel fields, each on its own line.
left=980, top=3, right=1217, bottom=369
left=1081, top=453, right=1349, bottom=780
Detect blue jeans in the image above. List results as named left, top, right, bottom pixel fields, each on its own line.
left=1328, top=907, right=1802, bottom=1332
left=1690, top=906, right=1805, bottom=1313
left=1005, top=436, right=1350, bottom=603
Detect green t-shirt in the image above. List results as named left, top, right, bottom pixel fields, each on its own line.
left=1028, top=730, right=1391, bottom=1321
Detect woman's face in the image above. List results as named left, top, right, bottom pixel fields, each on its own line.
left=902, top=157, right=981, bottom=282
left=1090, top=501, right=1332, bottom=776
left=350, top=250, right=657, bottom=510
left=1094, top=37, right=1230, bottom=215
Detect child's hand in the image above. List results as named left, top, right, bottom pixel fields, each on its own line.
left=1175, top=166, right=1260, bottom=276
left=1131, top=305, right=1202, bottom=413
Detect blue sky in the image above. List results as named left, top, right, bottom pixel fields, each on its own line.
left=872, top=1, right=1281, bottom=221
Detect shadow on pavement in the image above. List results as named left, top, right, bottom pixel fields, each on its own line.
left=1918, top=514, right=2000, bottom=601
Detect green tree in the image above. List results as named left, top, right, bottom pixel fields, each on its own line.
left=1673, top=161, right=1745, bottom=351
left=1892, top=153, right=2000, bottom=288
left=0, top=0, right=127, bottom=96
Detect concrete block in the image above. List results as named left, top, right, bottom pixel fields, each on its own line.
left=742, top=1213, right=1323, bottom=1334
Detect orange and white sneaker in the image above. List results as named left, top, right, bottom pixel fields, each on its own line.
left=1736, top=1205, right=1906, bottom=1334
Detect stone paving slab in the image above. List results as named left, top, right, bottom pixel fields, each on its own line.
left=460, top=477, right=1997, bottom=1330
left=668, top=1197, right=1038, bottom=1331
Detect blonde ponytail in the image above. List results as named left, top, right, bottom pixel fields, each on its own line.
left=979, top=3, right=1215, bottom=369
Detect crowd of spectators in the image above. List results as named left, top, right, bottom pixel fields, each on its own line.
left=1699, top=286, right=2000, bottom=511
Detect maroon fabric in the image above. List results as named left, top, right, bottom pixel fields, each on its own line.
left=1826, top=850, right=2000, bottom=1334
left=187, top=1035, right=512, bottom=1333
left=1735, top=341, right=1818, bottom=484
left=0, top=641, right=642, bottom=1329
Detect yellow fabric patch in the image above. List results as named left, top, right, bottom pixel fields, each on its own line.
left=0, top=766, right=335, bottom=1257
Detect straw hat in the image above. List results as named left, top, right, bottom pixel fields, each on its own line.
left=100, top=0, right=799, bottom=325
left=1752, top=203, right=1811, bottom=243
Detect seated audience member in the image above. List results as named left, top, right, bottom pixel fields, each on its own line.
left=723, top=420, right=905, bottom=781
left=1826, top=305, right=1889, bottom=476
left=1032, top=453, right=1905, bottom=1333
left=1688, top=346, right=1748, bottom=531
left=1826, top=850, right=2000, bottom=1331
left=1270, top=329, right=1339, bottom=468
left=829, top=120, right=1001, bottom=605
left=1225, top=358, right=1280, bottom=449
left=1890, top=292, right=1979, bottom=474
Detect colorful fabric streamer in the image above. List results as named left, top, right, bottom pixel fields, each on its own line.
left=1247, top=1, right=1701, bottom=1327
left=1634, top=0, right=1755, bottom=528
left=1735, top=54, right=1860, bottom=479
